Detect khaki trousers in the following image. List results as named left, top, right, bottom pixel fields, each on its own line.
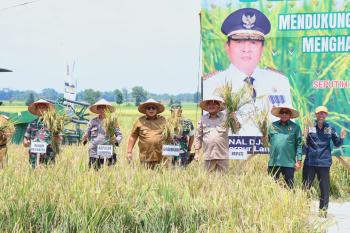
left=204, top=159, right=229, bottom=172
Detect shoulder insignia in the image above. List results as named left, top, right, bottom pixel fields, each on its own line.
left=265, top=66, right=285, bottom=76
left=202, top=70, right=221, bottom=80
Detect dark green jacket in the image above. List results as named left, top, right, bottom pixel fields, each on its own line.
left=268, top=120, right=302, bottom=168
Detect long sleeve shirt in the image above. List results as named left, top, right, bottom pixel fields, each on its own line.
left=304, top=122, right=343, bottom=167
left=195, top=112, right=229, bottom=160
left=268, top=120, right=302, bottom=168
left=24, top=118, right=55, bottom=156
left=85, top=117, right=123, bottom=158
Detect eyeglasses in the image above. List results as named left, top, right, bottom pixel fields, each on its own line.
left=146, top=106, right=157, bottom=111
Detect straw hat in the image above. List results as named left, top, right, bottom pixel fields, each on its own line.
left=28, top=99, right=55, bottom=115
left=138, top=99, right=165, bottom=114
left=0, top=115, right=9, bottom=125
left=271, top=105, right=299, bottom=119
left=315, top=106, right=328, bottom=114
left=89, top=99, right=116, bottom=114
left=199, top=96, right=225, bottom=112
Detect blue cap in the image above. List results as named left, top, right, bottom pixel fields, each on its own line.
left=221, top=8, right=271, bottom=41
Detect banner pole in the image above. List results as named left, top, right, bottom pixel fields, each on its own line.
left=199, top=11, right=203, bottom=116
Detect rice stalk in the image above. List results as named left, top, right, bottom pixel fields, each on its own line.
left=42, top=110, right=69, bottom=154
left=252, top=98, right=271, bottom=147
left=162, top=108, right=183, bottom=144
left=215, top=81, right=253, bottom=134
left=0, top=119, right=15, bottom=142
left=102, top=109, right=119, bottom=144
left=301, top=113, right=314, bottom=145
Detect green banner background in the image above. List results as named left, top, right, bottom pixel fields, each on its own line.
left=201, top=0, right=350, bottom=155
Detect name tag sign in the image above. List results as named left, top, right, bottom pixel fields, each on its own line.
left=229, top=148, right=248, bottom=160
left=162, top=145, right=180, bottom=157
left=30, top=141, right=47, bottom=154
left=309, top=127, right=316, bottom=134
left=97, top=145, right=113, bottom=157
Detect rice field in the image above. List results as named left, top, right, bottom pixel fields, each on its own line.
left=0, top=103, right=349, bottom=232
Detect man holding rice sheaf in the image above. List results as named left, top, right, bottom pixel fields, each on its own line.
left=127, top=99, right=168, bottom=169
left=23, top=99, right=62, bottom=168
left=194, top=97, right=237, bottom=172
left=82, top=99, right=122, bottom=170
left=267, top=106, right=302, bottom=189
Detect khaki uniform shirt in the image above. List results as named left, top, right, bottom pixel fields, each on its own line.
left=131, top=115, right=166, bottom=162
left=195, top=112, right=229, bottom=160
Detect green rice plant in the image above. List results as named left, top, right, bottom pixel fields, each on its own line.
left=216, top=81, right=253, bottom=133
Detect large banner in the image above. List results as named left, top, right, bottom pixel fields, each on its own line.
left=201, top=0, right=350, bottom=156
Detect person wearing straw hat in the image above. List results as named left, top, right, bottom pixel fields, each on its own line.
left=267, top=106, right=302, bottom=189
left=127, top=99, right=167, bottom=169
left=23, top=99, right=61, bottom=168
left=302, top=106, right=346, bottom=217
left=203, top=8, right=292, bottom=138
left=0, top=114, right=15, bottom=168
left=169, top=103, right=195, bottom=167
left=82, top=99, right=122, bottom=170
left=194, top=96, right=231, bottom=172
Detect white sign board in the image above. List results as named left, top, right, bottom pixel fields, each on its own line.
left=229, top=148, right=248, bottom=160
left=97, top=145, right=113, bottom=158
left=30, top=141, right=47, bottom=154
left=162, top=145, right=180, bottom=157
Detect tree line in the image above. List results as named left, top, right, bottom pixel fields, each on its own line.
left=0, top=87, right=200, bottom=106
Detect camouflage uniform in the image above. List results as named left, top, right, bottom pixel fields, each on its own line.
left=172, top=118, right=195, bottom=166
left=85, top=117, right=123, bottom=169
left=24, top=118, right=56, bottom=168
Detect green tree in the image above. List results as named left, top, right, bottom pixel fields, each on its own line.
left=41, top=88, right=59, bottom=100
left=131, top=86, right=147, bottom=106
left=114, top=89, right=123, bottom=104
left=122, top=88, right=128, bottom=103
left=83, top=89, right=101, bottom=104
left=25, top=92, right=35, bottom=106
left=168, top=97, right=174, bottom=107
left=193, top=91, right=201, bottom=103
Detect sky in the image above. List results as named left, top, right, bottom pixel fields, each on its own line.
left=0, top=0, right=201, bottom=94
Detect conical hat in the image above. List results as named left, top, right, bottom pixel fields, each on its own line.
left=199, top=96, right=225, bottom=112
left=271, top=105, right=299, bottom=119
left=28, top=99, right=55, bottom=115
left=89, top=99, right=116, bottom=114
left=138, top=99, right=165, bottom=114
